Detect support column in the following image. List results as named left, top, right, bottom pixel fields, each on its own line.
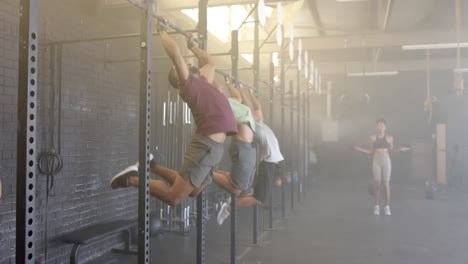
left=289, top=80, right=295, bottom=210
left=280, top=46, right=286, bottom=219
left=197, top=1, right=208, bottom=263
left=137, top=1, right=153, bottom=263
left=16, top=0, right=39, bottom=262
left=230, top=29, right=239, bottom=264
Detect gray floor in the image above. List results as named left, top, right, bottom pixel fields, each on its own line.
left=90, top=173, right=468, bottom=264
left=242, top=177, right=468, bottom=264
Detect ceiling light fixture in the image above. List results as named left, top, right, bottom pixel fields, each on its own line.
left=335, top=0, right=368, bottom=2
left=272, top=52, right=279, bottom=68
left=276, top=2, right=283, bottom=47
left=347, top=71, right=399, bottom=77
left=402, top=42, right=468, bottom=50
left=258, top=0, right=267, bottom=27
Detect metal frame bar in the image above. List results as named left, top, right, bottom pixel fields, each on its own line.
left=268, top=61, right=275, bottom=229
left=302, top=89, right=308, bottom=198
left=16, top=0, right=38, bottom=262
left=237, top=3, right=258, bottom=31
left=46, top=30, right=196, bottom=45
left=137, top=0, right=153, bottom=263
left=230, top=29, right=239, bottom=264
left=280, top=43, right=286, bottom=219
left=296, top=71, right=301, bottom=205
left=289, top=80, right=295, bottom=210
left=252, top=0, right=260, bottom=245
left=197, top=1, right=208, bottom=263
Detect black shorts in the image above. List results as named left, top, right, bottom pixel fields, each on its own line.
left=253, top=161, right=277, bottom=203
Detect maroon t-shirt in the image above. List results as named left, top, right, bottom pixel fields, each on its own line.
left=179, top=75, right=237, bottom=137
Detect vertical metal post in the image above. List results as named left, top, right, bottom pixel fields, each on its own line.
left=253, top=203, right=258, bottom=244
left=280, top=46, right=286, bottom=219
left=253, top=4, right=260, bottom=93
left=289, top=80, right=295, bottom=210
left=197, top=0, right=208, bottom=263
left=138, top=1, right=153, bottom=263
left=307, top=87, right=312, bottom=192
left=326, top=81, right=332, bottom=120
left=230, top=194, right=238, bottom=264
left=268, top=61, right=274, bottom=229
left=17, top=1, right=38, bottom=262
left=296, top=72, right=301, bottom=204
left=269, top=61, right=274, bottom=125
left=252, top=3, right=260, bottom=245
left=231, top=29, right=239, bottom=264
left=301, top=91, right=309, bottom=200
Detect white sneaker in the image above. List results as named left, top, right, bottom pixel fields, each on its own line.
left=110, top=165, right=138, bottom=189
left=384, top=206, right=391, bottom=216
left=134, top=153, right=155, bottom=167
left=217, top=203, right=230, bottom=226
left=373, top=205, right=380, bottom=216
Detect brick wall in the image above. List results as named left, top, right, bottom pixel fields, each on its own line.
left=0, top=0, right=20, bottom=262
left=0, top=1, right=155, bottom=263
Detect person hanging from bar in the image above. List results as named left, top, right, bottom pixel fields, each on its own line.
left=217, top=87, right=284, bottom=226
left=211, top=78, right=258, bottom=223
left=110, top=19, right=237, bottom=206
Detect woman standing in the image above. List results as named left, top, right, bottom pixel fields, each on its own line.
left=355, top=119, right=410, bottom=216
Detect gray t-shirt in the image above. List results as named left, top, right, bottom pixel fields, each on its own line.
left=254, top=122, right=284, bottom=163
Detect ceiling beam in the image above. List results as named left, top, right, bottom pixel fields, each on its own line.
left=318, top=58, right=468, bottom=75
left=307, top=0, right=325, bottom=36
left=161, top=0, right=299, bottom=10
left=244, top=29, right=468, bottom=53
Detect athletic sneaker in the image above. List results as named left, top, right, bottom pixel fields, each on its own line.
left=110, top=154, right=155, bottom=189
left=373, top=205, right=380, bottom=216
left=384, top=206, right=391, bottom=216
left=110, top=165, right=138, bottom=189
left=217, top=203, right=230, bottom=226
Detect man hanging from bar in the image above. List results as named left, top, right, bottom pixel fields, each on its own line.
left=217, top=87, right=284, bottom=225
left=211, top=78, right=258, bottom=223
left=110, top=19, right=237, bottom=206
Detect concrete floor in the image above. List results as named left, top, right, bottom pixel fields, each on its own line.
left=89, top=172, right=468, bottom=264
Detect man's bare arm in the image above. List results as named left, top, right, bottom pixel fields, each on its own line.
left=187, top=36, right=216, bottom=84
left=249, top=89, right=264, bottom=122
left=159, top=23, right=189, bottom=82
left=239, top=87, right=253, bottom=110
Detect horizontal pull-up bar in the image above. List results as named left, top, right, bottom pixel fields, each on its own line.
left=215, top=69, right=257, bottom=91
left=127, top=1, right=257, bottom=92
left=46, top=29, right=199, bottom=45
left=106, top=52, right=231, bottom=64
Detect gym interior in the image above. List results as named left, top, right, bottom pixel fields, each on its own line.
left=1, top=0, right=468, bottom=263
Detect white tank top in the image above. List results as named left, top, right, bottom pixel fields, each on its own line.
left=254, top=122, right=284, bottom=163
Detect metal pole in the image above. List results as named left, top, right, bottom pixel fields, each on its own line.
left=307, top=87, right=312, bottom=193
left=17, top=0, right=38, bottom=262
left=137, top=0, right=153, bottom=263
left=231, top=29, right=239, bottom=264
left=269, top=61, right=274, bottom=125
left=280, top=45, right=286, bottom=219
left=296, top=72, right=301, bottom=205
left=197, top=0, right=208, bottom=263
left=289, top=80, right=295, bottom=210
left=326, top=81, right=332, bottom=120
left=269, top=61, right=274, bottom=229
left=252, top=1, right=260, bottom=245
left=301, top=91, right=309, bottom=200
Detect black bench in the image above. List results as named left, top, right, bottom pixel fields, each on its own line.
left=61, top=219, right=137, bottom=264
